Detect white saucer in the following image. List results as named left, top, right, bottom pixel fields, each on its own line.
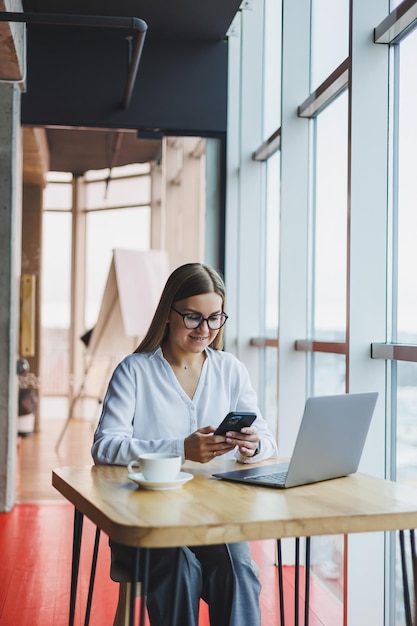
left=128, top=471, right=194, bottom=490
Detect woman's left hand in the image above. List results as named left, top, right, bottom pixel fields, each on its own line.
left=225, top=426, right=259, bottom=458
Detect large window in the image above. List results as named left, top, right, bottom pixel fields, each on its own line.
left=237, top=1, right=417, bottom=622
left=41, top=165, right=151, bottom=400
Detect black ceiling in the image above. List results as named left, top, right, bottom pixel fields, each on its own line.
left=22, top=1, right=241, bottom=41
left=20, top=0, right=241, bottom=174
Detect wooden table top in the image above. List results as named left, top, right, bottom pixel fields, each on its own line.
left=52, top=460, right=417, bottom=548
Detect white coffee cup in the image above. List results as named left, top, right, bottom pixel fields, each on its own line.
left=127, top=452, right=182, bottom=482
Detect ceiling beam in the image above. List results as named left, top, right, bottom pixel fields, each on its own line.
left=22, top=127, right=50, bottom=186
left=0, top=1, right=25, bottom=82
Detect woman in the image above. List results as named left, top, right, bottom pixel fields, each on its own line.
left=92, top=262, right=278, bottom=626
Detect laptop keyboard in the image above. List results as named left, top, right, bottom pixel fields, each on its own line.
left=244, top=471, right=288, bottom=485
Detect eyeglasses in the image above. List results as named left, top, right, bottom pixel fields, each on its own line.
left=171, top=307, right=228, bottom=330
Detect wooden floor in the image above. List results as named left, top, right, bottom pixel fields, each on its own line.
left=0, top=415, right=342, bottom=625
left=17, top=416, right=95, bottom=503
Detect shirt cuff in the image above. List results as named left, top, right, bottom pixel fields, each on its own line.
left=178, top=439, right=186, bottom=462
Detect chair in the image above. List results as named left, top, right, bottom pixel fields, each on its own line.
left=110, top=554, right=261, bottom=626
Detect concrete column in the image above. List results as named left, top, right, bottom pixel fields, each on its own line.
left=0, top=83, right=22, bottom=511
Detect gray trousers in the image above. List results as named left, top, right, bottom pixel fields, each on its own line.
left=110, top=541, right=262, bottom=626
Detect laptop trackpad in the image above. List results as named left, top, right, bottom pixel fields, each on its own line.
left=213, top=462, right=289, bottom=485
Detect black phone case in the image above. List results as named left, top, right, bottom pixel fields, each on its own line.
left=214, top=412, right=256, bottom=436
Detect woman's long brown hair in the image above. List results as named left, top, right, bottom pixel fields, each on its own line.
left=134, top=263, right=226, bottom=353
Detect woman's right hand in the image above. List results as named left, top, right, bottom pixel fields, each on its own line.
left=184, top=426, right=235, bottom=463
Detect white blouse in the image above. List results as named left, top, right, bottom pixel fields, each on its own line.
left=91, top=346, right=278, bottom=466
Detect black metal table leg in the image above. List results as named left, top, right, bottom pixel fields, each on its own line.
left=277, top=537, right=309, bottom=626
left=277, top=539, right=285, bottom=626
left=69, top=508, right=84, bottom=626
left=400, top=530, right=413, bottom=626
left=294, top=538, right=300, bottom=626
left=304, top=537, right=311, bottom=626
left=84, top=526, right=101, bottom=626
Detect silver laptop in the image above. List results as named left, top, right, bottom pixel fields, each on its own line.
left=213, top=392, right=378, bottom=489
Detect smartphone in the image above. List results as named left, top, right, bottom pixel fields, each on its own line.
left=214, top=411, right=256, bottom=436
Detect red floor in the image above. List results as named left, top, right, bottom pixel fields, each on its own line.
left=0, top=503, right=342, bottom=625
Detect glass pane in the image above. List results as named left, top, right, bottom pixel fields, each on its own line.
left=311, top=0, right=349, bottom=91
left=263, top=0, right=282, bottom=138
left=313, top=92, right=348, bottom=340
left=85, top=175, right=151, bottom=210
left=397, top=31, right=417, bottom=343
left=263, top=151, right=280, bottom=432
left=311, top=534, right=344, bottom=618
left=205, top=138, right=223, bottom=270
left=263, top=347, right=278, bottom=435
left=41, top=211, right=72, bottom=328
left=85, top=208, right=151, bottom=328
left=265, top=152, right=280, bottom=336
left=43, top=181, right=73, bottom=211
left=311, top=353, right=346, bottom=396
left=40, top=211, right=71, bottom=398
left=397, top=361, right=417, bottom=485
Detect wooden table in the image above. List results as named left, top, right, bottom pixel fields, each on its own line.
left=52, top=459, right=417, bottom=626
